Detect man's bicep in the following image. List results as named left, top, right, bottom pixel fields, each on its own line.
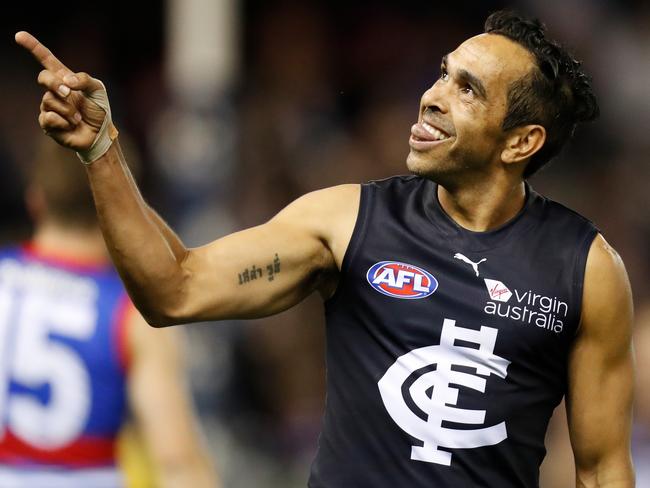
left=567, top=235, right=634, bottom=482
left=172, top=185, right=360, bottom=323
left=184, top=219, right=331, bottom=320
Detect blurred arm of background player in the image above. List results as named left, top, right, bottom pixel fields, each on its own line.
left=125, top=305, right=220, bottom=488
left=567, top=235, right=635, bottom=487
left=15, top=32, right=357, bottom=326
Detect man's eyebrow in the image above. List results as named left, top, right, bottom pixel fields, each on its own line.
left=457, top=68, right=488, bottom=100
left=440, top=53, right=488, bottom=100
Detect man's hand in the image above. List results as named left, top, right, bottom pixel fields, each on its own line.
left=15, top=31, right=109, bottom=154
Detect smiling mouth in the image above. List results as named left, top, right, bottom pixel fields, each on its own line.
left=409, top=121, right=453, bottom=148
left=420, top=121, right=450, bottom=141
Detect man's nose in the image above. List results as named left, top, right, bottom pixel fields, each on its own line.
left=420, top=80, right=449, bottom=114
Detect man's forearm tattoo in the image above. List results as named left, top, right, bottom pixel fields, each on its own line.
left=238, top=253, right=281, bottom=284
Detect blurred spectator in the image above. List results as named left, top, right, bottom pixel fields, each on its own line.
left=0, top=140, right=217, bottom=488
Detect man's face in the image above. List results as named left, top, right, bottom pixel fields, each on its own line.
left=406, top=33, right=535, bottom=183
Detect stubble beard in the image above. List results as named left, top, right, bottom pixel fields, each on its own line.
left=406, top=149, right=461, bottom=187
left=406, top=146, right=493, bottom=190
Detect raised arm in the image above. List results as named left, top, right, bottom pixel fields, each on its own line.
left=84, top=141, right=359, bottom=325
left=16, top=31, right=359, bottom=325
left=567, top=234, right=635, bottom=488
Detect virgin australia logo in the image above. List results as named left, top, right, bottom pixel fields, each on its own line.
left=482, top=278, right=568, bottom=334
left=377, top=319, right=510, bottom=466
left=484, top=278, right=512, bottom=302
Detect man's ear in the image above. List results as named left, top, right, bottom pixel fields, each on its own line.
left=501, top=124, right=546, bottom=164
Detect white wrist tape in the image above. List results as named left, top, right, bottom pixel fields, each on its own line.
left=76, top=80, right=119, bottom=165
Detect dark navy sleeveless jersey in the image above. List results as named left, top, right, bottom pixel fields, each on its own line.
left=309, top=175, right=598, bottom=488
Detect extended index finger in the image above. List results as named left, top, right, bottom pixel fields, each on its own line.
left=15, top=31, right=71, bottom=74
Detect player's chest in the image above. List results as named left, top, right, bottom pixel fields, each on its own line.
left=354, top=240, right=577, bottom=353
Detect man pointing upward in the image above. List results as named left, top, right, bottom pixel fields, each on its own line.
left=16, top=11, right=635, bottom=487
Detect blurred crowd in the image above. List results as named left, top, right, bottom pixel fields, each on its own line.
left=2, top=0, right=649, bottom=486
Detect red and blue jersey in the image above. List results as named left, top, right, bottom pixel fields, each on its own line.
left=0, top=243, right=130, bottom=486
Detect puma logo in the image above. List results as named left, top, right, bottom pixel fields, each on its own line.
left=453, top=253, right=487, bottom=277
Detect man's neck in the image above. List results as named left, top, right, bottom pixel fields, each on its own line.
left=31, top=221, right=109, bottom=264
left=437, top=179, right=527, bottom=232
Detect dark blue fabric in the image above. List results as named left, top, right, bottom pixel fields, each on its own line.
left=309, top=176, right=597, bottom=488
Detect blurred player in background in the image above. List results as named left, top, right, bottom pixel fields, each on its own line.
left=15, top=9, right=634, bottom=488
left=0, top=140, right=218, bottom=487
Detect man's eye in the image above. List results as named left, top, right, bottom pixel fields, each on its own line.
left=461, top=85, right=474, bottom=95
left=440, top=70, right=449, bottom=81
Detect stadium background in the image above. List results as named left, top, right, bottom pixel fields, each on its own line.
left=1, top=0, right=649, bottom=486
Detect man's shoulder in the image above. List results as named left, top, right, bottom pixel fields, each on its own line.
left=359, top=175, right=434, bottom=208
left=528, top=185, right=598, bottom=233
left=288, top=183, right=361, bottom=214
left=272, top=184, right=361, bottom=239
left=307, top=175, right=426, bottom=202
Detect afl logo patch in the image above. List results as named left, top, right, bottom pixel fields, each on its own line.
left=366, top=261, right=438, bottom=299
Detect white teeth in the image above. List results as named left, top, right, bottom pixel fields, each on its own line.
left=422, top=122, right=448, bottom=141
left=422, top=122, right=436, bottom=136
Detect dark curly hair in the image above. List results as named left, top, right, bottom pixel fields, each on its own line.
left=484, top=10, right=599, bottom=177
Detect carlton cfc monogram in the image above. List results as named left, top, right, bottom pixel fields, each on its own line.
left=378, top=319, right=510, bottom=466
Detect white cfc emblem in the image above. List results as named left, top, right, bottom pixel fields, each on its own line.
left=378, top=319, right=510, bottom=466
